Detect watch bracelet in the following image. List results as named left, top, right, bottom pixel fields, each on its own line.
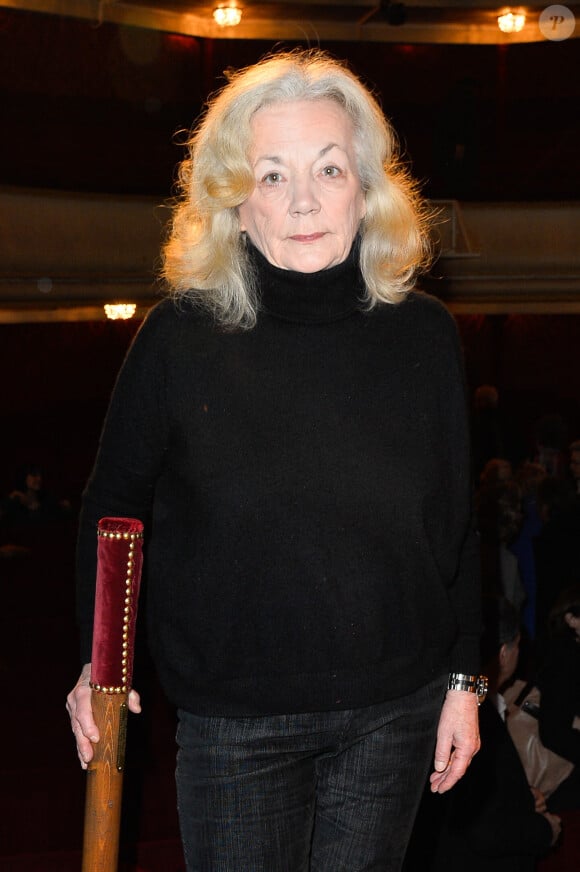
left=447, top=672, right=488, bottom=696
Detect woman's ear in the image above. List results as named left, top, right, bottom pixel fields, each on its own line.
left=359, top=193, right=367, bottom=222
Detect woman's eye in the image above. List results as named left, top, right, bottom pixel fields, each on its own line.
left=261, top=171, right=283, bottom=185
left=321, top=165, right=341, bottom=178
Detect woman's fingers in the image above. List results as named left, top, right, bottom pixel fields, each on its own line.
left=66, top=663, right=99, bottom=769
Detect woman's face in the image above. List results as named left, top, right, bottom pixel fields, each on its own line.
left=238, top=99, right=366, bottom=273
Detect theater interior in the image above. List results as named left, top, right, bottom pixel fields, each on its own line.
left=0, top=2, right=579, bottom=869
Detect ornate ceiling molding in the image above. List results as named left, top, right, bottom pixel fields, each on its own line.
left=1, top=0, right=578, bottom=44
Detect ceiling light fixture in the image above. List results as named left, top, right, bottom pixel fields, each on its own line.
left=497, top=9, right=526, bottom=33
left=104, top=303, right=137, bottom=320
left=213, top=4, right=242, bottom=27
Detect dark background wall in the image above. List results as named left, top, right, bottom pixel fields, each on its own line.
left=1, top=9, right=579, bottom=200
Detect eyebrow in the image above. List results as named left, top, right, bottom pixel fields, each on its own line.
left=253, top=142, right=343, bottom=166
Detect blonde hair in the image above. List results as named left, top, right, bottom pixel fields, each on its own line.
left=162, top=49, right=432, bottom=329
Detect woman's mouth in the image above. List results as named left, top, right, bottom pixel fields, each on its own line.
left=289, top=233, right=326, bottom=243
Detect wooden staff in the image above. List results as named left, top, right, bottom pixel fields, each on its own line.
left=82, top=517, right=144, bottom=872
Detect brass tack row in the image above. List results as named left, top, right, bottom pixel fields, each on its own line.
left=91, top=534, right=140, bottom=694
left=97, top=530, right=144, bottom=541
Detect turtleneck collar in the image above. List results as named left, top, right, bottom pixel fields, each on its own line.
left=247, top=238, right=365, bottom=324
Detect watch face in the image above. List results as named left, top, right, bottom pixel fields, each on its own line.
left=476, top=675, right=489, bottom=702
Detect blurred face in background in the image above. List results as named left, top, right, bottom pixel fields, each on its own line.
left=25, top=471, right=42, bottom=492
left=501, top=633, right=521, bottom=684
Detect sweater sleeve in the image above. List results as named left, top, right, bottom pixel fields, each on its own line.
left=437, top=302, right=482, bottom=675
left=448, top=519, right=482, bottom=675
left=75, top=301, right=171, bottom=662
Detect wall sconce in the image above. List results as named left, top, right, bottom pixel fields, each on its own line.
left=213, top=4, right=242, bottom=26
left=104, top=303, right=137, bottom=320
left=497, top=9, right=526, bottom=33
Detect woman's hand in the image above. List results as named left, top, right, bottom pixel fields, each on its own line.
left=66, top=663, right=141, bottom=769
left=531, top=786, right=547, bottom=813
left=429, top=690, right=481, bottom=794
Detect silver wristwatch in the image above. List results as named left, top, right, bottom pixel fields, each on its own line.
left=447, top=672, right=489, bottom=705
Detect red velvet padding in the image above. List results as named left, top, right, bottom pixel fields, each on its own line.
left=90, top=517, right=144, bottom=690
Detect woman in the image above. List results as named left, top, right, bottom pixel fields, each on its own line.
left=67, top=50, right=483, bottom=871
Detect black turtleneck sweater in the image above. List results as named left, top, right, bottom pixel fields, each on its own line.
left=77, top=244, right=481, bottom=716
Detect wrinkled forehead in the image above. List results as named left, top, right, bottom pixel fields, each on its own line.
left=248, top=98, right=358, bottom=157
left=250, top=96, right=354, bottom=128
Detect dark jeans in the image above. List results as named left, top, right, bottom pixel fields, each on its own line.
left=175, top=675, right=446, bottom=871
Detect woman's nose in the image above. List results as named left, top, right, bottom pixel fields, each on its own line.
left=289, top=176, right=321, bottom=215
